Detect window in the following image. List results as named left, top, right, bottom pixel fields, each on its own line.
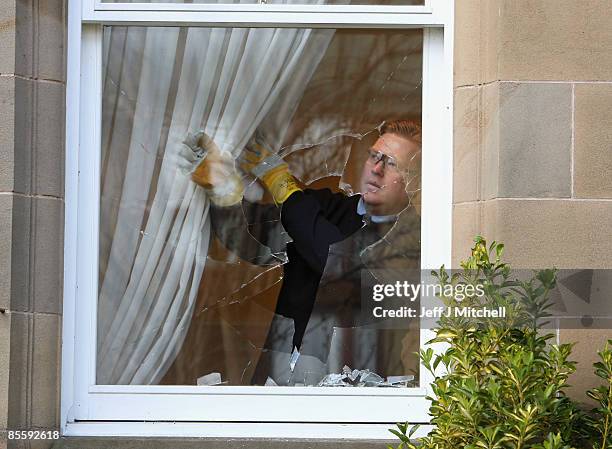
left=63, top=0, right=453, bottom=439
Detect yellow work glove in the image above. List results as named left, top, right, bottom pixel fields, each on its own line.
left=260, top=165, right=302, bottom=205
left=239, top=134, right=302, bottom=205
left=182, top=131, right=244, bottom=207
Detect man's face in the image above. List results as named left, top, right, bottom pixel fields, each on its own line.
left=360, top=132, right=421, bottom=216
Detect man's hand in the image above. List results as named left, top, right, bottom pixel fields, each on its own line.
left=182, top=131, right=244, bottom=207
left=238, top=134, right=302, bottom=205
left=238, top=134, right=274, bottom=174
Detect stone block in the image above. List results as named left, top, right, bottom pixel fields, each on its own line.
left=480, top=198, right=499, bottom=242
left=37, top=0, right=66, bottom=82
left=12, top=78, right=31, bottom=195
left=0, top=311, right=10, bottom=430
left=8, top=196, right=28, bottom=313
left=7, top=312, right=27, bottom=431
left=453, top=87, right=479, bottom=203
left=8, top=312, right=61, bottom=431
left=0, top=195, right=11, bottom=311
left=32, top=80, right=64, bottom=197
left=30, top=313, right=61, bottom=430
left=0, top=77, right=15, bottom=193
left=14, top=0, right=33, bottom=79
left=14, top=78, right=65, bottom=198
left=480, top=82, right=499, bottom=200
left=481, top=83, right=572, bottom=198
left=497, top=83, right=572, bottom=198
left=479, top=0, right=500, bottom=84
left=0, top=0, right=16, bottom=75
left=574, top=84, right=612, bottom=199
left=452, top=202, right=481, bottom=266
left=15, top=0, right=65, bottom=81
left=498, top=0, right=612, bottom=81
left=454, top=0, right=480, bottom=87
left=10, top=196, right=63, bottom=314
left=37, top=81, right=64, bottom=197
left=31, top=198, right=63, bottom=315
left=481, top=199, right=612, bottom=268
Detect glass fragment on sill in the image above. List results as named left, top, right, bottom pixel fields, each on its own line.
left=197, top=371, right=224, bottom=386
left=264, top=377, right=278, bottom=387
left=316, top=365, right=415, bottom=387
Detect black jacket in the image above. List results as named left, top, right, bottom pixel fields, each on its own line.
left=212, top=188, right=420, bottom=383
left=275, top=189, right=365, bottom=349
left=211, top=188, right=364, bottom=346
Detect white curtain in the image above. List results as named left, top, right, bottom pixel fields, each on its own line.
left=97, top=21, right=334, bottom=384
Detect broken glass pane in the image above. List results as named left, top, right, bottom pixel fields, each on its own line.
left=97, top=26, right=423, bottom=387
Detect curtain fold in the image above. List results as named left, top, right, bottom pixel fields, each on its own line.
left=98, top=19, right=335, bottom=384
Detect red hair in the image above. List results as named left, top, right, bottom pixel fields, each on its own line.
left=380, top=119, right=422, bottom=146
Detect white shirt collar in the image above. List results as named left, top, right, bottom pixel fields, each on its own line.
left=356, top=196, right=397, bottom=223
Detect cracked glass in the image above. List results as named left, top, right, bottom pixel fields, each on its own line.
left=97, top=26, right=423, bottom=386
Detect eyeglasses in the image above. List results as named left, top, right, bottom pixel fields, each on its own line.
left=366, top=148, right=399, bottom=171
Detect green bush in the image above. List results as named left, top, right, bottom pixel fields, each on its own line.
left=389, top=236, right=587, bottom=449
left=585, top=340, right=612, bottom=449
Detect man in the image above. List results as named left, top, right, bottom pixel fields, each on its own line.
left=187, top=120, right=422, bottom=384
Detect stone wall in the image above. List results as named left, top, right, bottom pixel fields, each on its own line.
left=452, top=0, right=612, bottom=405
left=0, top=0, right=66, bottom=447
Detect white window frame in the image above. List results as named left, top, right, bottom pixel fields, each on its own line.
left=62, top=0, right=453, bottom=440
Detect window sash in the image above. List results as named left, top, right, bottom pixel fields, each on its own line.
left=93, top=2, right=431, bottom=13
left=82, top=0, right=448, bottom=27
left=62, top=0, right=453, bottom=435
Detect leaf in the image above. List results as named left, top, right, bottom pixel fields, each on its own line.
left=389, top=428, right=409, bottom=442
left=408, top=424, right=421, bottom=438
left=495, top=243, right=504, bottom=260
